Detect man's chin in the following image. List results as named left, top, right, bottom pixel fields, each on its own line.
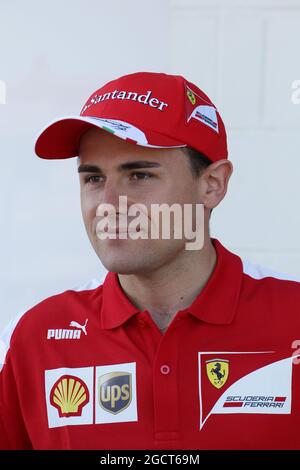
left=97, top=258, right=146, bottom=275
left=94, top=245, right=148, bottom=274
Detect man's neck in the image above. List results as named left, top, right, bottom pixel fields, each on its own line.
left=118, top=237, right=217, bottom=333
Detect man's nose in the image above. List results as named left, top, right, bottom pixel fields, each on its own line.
left=99, top=179, right=123, bottom=208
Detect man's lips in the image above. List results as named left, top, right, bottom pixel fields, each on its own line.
left=99, top=227, right=138, bottom=234
left=93, top=215, right=145, bottom=236
left=96, top=225, right=142, bottom=234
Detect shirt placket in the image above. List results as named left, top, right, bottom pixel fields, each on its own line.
left=147, top=313, right=183, bottom=449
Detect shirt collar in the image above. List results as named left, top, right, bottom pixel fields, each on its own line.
left=184, top=238, right=243, bottom=325
left=101, top=238, right=243, bottom=329
left=101, top=270, right=140, bottom=329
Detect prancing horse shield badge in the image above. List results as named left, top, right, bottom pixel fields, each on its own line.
left=206, top=359, right=229, bottom=389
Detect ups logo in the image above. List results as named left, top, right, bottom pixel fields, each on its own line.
left=98, top=372, right=131, bottom=414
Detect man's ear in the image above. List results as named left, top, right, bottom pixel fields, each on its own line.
left=200, top=159, right=233, bottom=210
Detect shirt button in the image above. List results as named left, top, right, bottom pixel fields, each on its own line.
left=160, top=364, right=170, bottom=375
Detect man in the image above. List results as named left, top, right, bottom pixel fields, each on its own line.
left=1, top=71, right=300, bottom=450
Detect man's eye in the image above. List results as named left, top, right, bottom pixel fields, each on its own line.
left=130, top=172, right=153, bottom=180
left=84, top=175, right=103, bottom=184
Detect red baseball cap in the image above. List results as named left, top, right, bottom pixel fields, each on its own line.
left=34, top=71, right=228, bottom=162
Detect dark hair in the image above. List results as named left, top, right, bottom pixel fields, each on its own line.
left=183, top=146, right=213, bottom=217
left=183, top=146, right=212, bottom=177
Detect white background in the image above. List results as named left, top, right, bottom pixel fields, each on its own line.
left=1, top=0, right=300, bottom=330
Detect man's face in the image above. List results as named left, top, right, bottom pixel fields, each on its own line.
left=78, top=127, right=205, bottom=275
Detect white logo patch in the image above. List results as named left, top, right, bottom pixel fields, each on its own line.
left=90, top=117, right=149, bottom=144
left=45, top=367, right=94, bottom=428
left=188, top=105, right=219, bottom=132
left=95, top=362, right=138, bottom=424
left=198, top=351, right=298, bottom=430
left=45, top=362, right=137, bottom=428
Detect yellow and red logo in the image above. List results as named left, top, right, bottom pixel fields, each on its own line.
left=206, top=359, right=229, bottom=389
left=186, top=88, right=196, bottom=105
left=185, top=83, right=219, bottom=132
left=50, top=374, right=89, bottom=417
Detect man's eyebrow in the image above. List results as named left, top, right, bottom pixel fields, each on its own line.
left=77, top=164, right=102, bottom=174
left=119, top=161, right=161, bottom=171
left=77, top=161, right=161, bottom=173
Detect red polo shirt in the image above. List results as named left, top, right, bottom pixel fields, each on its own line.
left=1, top=238, right=300, bottom=449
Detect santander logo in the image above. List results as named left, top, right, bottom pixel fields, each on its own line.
left=81, top=89, right=168, bottom=114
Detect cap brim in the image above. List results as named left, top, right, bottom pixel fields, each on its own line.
left=34, top=116, right=187, bottom=159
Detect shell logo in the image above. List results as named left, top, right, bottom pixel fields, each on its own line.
left=50, top=374, right=89, bottom=417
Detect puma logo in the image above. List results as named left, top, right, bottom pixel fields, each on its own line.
left=69, top=319, right=88, bottom=336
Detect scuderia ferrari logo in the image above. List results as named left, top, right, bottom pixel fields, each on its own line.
left=206, top=359, right=229, bottom=389
left=198, top=351, right=299, bottom=430
left=185, top=83, right=219, bottom=132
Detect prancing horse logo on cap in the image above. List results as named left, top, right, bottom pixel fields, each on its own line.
left=187, top=88, right=196, bottom=105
